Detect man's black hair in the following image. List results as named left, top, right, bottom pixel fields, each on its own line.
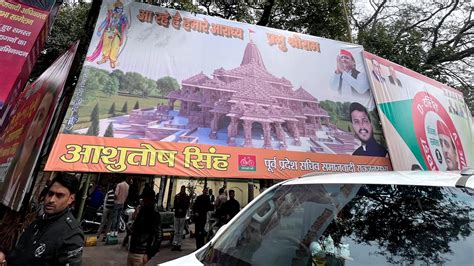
left=51, top=173, right=79, bottom=195
left=349, top=102, right=371, bottom=122
left=218, top=188, right=225, bottom=194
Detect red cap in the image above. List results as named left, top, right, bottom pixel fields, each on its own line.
left=340, top=49, right=353, bottom=58
left=437, top=120, right=450, bottom=136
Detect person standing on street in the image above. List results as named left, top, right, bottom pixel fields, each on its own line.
left=192, top=187, right=212, bottom=249
left=111, top=176, right=129, bottom=236
left=214, top=188, right=227, bottom=226
left=127, top=189, right=162, bottom=266
left=0, top=173, right=84, bottom=265
left=172, top=185, right=190, bottom=251
left=221, top=190, right=241, bottom=223
left=97, top=185, right=116, bottom=241
left=208, top=189, right=215, bottom=206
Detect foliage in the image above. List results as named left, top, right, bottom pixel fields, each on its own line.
left=121, top=101, right=128, bottom=113
left=265, top=0, right=350, bottom=41
left=108, top=102, right=116, bottom=115
left=29, top=2, right=92, bottom=81
left=102, top=76, right=120, bottom=97
left=121, top=72, right=156, bottom=97
left=333, top=185, right=473, bottom=264
left=104, top=122, right=114, bottom=137
left=134, top=100, right=140, bottom=110
left=352, top=0, right=473, bottom=112
left=320, top=100, right=352, bottom=124
left=82, top=66, right=109, bottom=104
left=156, top=76, right=180, bottom=96
left=111, top=69, right=126, bottom=91
left=86, top=103, right=100, bottom=136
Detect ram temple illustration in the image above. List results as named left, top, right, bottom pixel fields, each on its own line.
left=100, top=40, right=359, bottom=154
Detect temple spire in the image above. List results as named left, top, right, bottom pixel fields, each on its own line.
left=240, top=33, right=267, bottom=70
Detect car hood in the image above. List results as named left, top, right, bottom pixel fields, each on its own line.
left=159, top=251, right=202, bottom=265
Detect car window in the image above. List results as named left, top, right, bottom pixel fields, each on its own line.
left=198, top=183, right=474, bottom=266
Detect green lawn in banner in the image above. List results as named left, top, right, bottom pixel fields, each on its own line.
left=71, top=92, right=169, bottom=130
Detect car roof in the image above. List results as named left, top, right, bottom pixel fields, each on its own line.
left=284, top=171, right=474, bottom=189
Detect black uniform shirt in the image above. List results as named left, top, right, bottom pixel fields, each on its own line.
left=7, top=208, right=84, bottom=266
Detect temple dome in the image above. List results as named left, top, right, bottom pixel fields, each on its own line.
left=240, top=41, right=267, bottom=70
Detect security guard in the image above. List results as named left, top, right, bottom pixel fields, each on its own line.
left=0, top=174, right=84, bottom=266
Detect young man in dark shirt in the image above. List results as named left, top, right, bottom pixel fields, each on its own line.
left=0, top=174, right=84, bottom=266
left=221, top=189, right=240, bottom=223
left=127, top=189, right=161, bottom=265
left=172, top=185, right=190, bottom=251
left=350, top=102, right=387, bottom=157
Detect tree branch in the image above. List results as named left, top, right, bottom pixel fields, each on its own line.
left=431, top=0, right=459, bottom=49
left=257, top=0, right=275, bottom=26
left=360, top=0, right=388, bottom=29
left=395, top=3, right=449, bottom=41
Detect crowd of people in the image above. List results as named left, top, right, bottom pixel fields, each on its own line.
left=0, top=174, right=243, bottom=265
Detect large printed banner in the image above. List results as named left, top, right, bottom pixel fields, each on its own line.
left=364, top=52, right=474, bottom=171
left=46, top=1, right=392, bottom=179
left=0, top=0, right=52, bottom=129
left=0, top=42, right=78, bottom=211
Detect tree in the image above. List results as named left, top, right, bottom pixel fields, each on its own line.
left=134, top=100, right=140, bottom=110
left=29, top=2, right=92, bottom=81
left=122, top=72, right=153, bottom=97
left=320, top=100, right=338, bottom=123
left=111, top=69, right=126, bottom=91
left=102, top=76, right=119, bottom=97
left=104, top=122, right=114, bottom=137
left=332, top=185, right=473, bottom=264
left=82, top=67, right=110, bottom=104
left=351, top=0, right=473, bottom=112
left=121, top=101, right=128, bottom=113
left=86, top=103, right=100, bottom=136
left=156, top=76, right=180, bottom=97
left=108, top=102, right=116, bottom=115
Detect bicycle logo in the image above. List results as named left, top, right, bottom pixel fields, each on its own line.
left=238, top=155, right=256, bottom=171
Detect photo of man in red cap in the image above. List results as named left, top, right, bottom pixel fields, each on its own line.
left=436, top=120, right=459, bottom=170
left=330, top=49, right=370, bottom=97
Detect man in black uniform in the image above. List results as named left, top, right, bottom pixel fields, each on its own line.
left=221, top=189, right=240, bottom=223
left=0, top=174, right=84, bottom=266
left=192, top=187, right=212, bottom=249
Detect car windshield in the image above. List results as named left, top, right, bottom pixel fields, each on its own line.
left=197, top=183, right=474, bottom=265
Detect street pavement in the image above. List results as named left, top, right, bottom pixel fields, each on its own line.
left=82, top=232, right=197, bottom=265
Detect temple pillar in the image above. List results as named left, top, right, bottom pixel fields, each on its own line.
left=289, top=121, right=301, bottom=146
left=202, top=107, right=210, bottom=127
left=275, top=122, right=287, bottom=150
left=179, top=101, right=189, bottom=116
left=243, top=120, right=253, bottom=147
left=209, top=113, right=220, bottom=139
left=168, top=99, right=175, bottom=111
left=227, top=116, right=238, bottom=146
left=262, top=122, right=272, bottom=149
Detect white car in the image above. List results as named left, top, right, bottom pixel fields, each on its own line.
left=161, top=170, right=474, bottom=266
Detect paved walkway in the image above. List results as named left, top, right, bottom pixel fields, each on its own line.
left=83, top=232, right=197, bottom=265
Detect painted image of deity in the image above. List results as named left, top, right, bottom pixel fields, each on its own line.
left=87, top=0, right=129, bottom=68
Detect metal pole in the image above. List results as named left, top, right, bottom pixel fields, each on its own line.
left=166, top=176, right=175, bottom=210
left=77, top=173, right=91, bottom=221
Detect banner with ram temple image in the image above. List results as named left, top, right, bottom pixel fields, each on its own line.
left=364, top=52, right=474, bottom=171
left=45, top=0, right=392, bottom=179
